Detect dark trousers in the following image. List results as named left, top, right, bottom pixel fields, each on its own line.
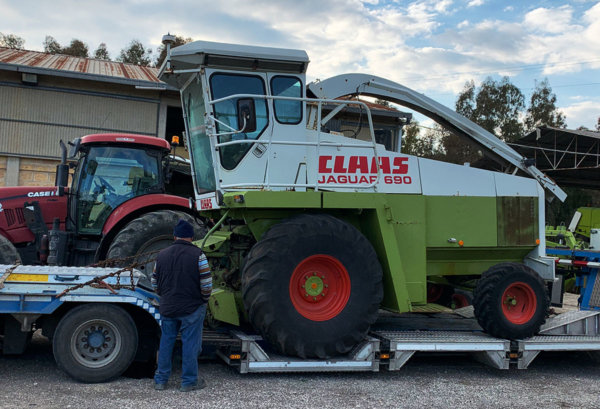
left=154, top=304, right=206, bottom=387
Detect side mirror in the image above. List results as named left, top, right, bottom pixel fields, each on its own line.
left=237, top=98, right=257, bottom=133
left=87, top=160, right=98, bottom=176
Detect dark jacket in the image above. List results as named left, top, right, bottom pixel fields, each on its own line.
left=152, top=240, right=210, bottom=318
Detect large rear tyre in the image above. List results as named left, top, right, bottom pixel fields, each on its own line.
left=53, top=304, right=138, bottom=383
left=0, top=235, right=21, bottom=265
left=106, top=210, right=206, bottom=286
left=242, top=214, right=383, bottom=359
left=473, top=262, right=549, bottom=340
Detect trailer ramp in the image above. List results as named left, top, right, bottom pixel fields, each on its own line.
left=214, top=310, right=600, bottom=373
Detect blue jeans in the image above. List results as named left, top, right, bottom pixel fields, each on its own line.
left=155, top=304, right=206, bottom=387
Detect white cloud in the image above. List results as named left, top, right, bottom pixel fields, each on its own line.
left=0, top=0, right=599, bottom=101
left=504, top=6, right=514, bottom=12
left=467, top=0, right=484, bottom=8
left=523, top=6, right=579, bottom=34
left=561, top=101, right=600, bottom=129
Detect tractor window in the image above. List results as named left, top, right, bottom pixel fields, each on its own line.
left=210, top=73, right=268, bottom=170
left=271, top=76, right=302, bottom=124
left=76, top=146, right=160, bottom=234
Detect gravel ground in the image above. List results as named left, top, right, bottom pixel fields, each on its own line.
left=2, top=329, right=600, bottom=409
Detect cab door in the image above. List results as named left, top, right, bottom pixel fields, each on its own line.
left=205, top=69, right=270, bottom=189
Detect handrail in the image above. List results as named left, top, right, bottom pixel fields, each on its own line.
left=206, top=94, right=381, bottom=192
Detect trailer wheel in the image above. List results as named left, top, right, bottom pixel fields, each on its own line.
left=473, top=262, right=549, bottom=340
left=242, top=214, right=383, bottom=359
left=106, top=210, right=206, bottom=286
left=0, top=235, right=21, bottom=265
left=53, top=304, right=138, bottom=383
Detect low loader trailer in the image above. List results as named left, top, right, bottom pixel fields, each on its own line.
left=1, top=262, right=600, bottom=381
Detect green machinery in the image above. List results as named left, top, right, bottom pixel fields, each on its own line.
left=159, top=35, right=565, bottom=359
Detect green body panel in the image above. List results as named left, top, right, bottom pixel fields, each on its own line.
left=497, top=197, right=539, bottom=246
left=573, top=207, right=600, bottom=239
left=208, top=289, right=240, bottom=325
left=197, top=190, right=538, bottom=323
left=425, top=197, right=497, bottom=248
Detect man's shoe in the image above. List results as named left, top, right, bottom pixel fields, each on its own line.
left=154, top=383, right=167, bottom=391
left=180, top=380, right=207, bottom=392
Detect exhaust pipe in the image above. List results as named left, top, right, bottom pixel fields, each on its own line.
left=55, top=140, right=69, bottom=196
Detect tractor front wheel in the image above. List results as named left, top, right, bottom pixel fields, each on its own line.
left=0, top=235, right=21, bottom=265
left=242, top=214, right=383, bottom=359
left=473, top=262, right=549, bottom=340
left=106, top=210, right=206, bottom=287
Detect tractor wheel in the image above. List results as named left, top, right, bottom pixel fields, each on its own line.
left=0, top=235, right=21, bottom=265
left=53, top=304, right=138, bottom=383
left=473, top=262, right=549, bottom=340
left=106, top=210, right=206, bottom=287
left=242, top=214, right=383, bottom=359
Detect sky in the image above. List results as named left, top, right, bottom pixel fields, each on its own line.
left=1, top=0, right=599, bottom=129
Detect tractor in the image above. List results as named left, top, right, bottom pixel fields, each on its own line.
left=0, top=133, right=205, bottom=285
left=158, top=35, right=566, bottom=359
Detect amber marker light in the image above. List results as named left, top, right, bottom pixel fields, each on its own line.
left=536, top=239, right=541, bottom=245
left=458, top=240, right=464, bottom=247
left=230, top=354, right=241, bottom=360
left=380, top=353, right=390, bottom=359
left=172, top=135, right=180, bottom=145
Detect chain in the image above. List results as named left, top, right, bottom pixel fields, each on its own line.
left=58, top=249, right=163, bottom=298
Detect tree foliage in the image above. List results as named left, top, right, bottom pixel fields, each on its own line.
left=524, top=78, right=566, bottom=132
left=117, top=39, right=152, bottom=66
left=456, top=76, right=525, bottom=142
left=61, top=39, right=89, bottom=58
left=401, top=122, right=443, bottom=159
left=155, top=35, right=193, bottom=67
left=43, top=35, right=62, bottom=54
left=0, top=32, right=25, bottom=49
left=597, top=117, right=600, bottom=133
left=374, top=99, right=391, bottom=108
left=93, top=43, right=110, bottom=60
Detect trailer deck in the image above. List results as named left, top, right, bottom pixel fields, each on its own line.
left=211, top=307, right=600, bottom=373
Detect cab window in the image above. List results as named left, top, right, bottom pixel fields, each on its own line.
left=271, top=76, right=302, bottom=124
left=76, top=146, right=160, bottom=234
left=210, top=73, right=268, bottom=170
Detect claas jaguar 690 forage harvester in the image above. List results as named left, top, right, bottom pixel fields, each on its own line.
left=158, top=34, right=566, bottom=359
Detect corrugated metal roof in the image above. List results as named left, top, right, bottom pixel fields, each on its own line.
left=0, top=47, right=160, bottom=83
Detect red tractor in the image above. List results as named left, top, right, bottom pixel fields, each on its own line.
left=0, top=133, right=204, bottom=285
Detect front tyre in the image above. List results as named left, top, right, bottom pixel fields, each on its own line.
left=473, top=262, right=549, bottom=340
left=0, top=235, right=21, bottom=265
left=106, top=210, right=206, bottom=286
left=242, top=214, right=383, bottom=359
left=53, top=304, right=138, bottom=383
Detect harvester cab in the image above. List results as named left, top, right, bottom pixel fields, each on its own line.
left=160, top=35, right=567, bottom=359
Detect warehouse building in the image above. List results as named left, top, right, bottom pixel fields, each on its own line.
left=0, top=47, right=409, bottom=187
left=0, top=47, right=184, bottom=187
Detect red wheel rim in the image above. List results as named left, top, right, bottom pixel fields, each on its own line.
left=289, top=255, right=351, bottom=321
left=427, top=284, right=444, bottom=303
left=501, top=282, right=537, bottom=324
left=451, top=294, right=469, bottom=309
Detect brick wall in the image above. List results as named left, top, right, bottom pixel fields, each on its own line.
left=0, top=156, right=6, bottom=187
left=19, top=158, right=60, bottom=187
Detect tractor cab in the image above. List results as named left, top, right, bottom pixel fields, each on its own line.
left=63, top=134, right=171, bottom=235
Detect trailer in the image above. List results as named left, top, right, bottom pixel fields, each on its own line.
left=0, top=264, right=162, bottom=383
left=2, top=261, right=600, bottom=382
left=213, top=308, right=600, bottom=374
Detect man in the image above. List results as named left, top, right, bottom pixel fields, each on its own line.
left=151, top=219, right=212, bottom=392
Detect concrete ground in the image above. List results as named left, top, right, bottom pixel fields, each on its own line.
left=2, top=303, right=600, bottom=409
